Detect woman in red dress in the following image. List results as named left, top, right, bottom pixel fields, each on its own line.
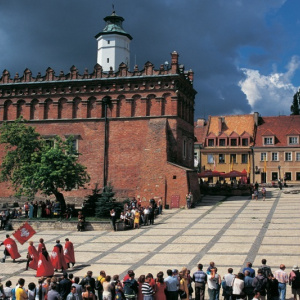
left=154, top=272, right=166, bottom=300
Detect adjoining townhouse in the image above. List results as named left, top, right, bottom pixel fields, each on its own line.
left=254, top=115, right=300, bottom=184
left=196, top=113, right=258, bottom=183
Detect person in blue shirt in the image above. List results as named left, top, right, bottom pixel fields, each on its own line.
left=243, top=262, right=255, bottom=278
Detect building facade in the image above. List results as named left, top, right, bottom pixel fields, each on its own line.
left=254, top=115, right=300, bottom=184
left=0, top=11, right=200, bottom=207
left=195, top=113, right=258, bottom=183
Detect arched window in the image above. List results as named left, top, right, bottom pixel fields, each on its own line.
left=3, top=100, right=12, bottom=120
left=44, top=99, right=53, bottom=120
left=30, top=99, right=39, bottom=120
left=58, top=98, right=67, bottom=119
left=87, top=97, right=96, bottom=118
left=72, top=98, right=82, bottom=119
left=17, top=100, right=26, bottom=118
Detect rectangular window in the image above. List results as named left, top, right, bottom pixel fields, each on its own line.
left=45, top=139, right=54, bottom=148
left=230, top=139, right=237, bottom=146
left=219, top=139, right=225, bottom=146
left=208, top=139, right=214, bottom=146
left=296, top=153, right=300, bottom=161
left=289, top=137, right=298, bottom=145
left=272, top=152, right=278, bottom=161
left=242, top=138, right=248, bottom=146
left=261, top=152, right=267, bottom=161
left=297, top=172, right=300, bottom=181
left=285, top=152, right=292, bottom=161
left=107, top=40, right=110, bottom=44
left=219, top=154, right=225, bottom=163
left=71, top=139, right=78, bottom=152
left=230, top=154, right=237, bottom=163
left=285, top=172, right=292, bottom=181
left=107, top=58, right=109, bottom=63
left=272, top=172, right=278, bottom=181
left=207, top=154, right=214, bottom=164
left=264, top=137, right=273, bottom=145
left=241, top=154, right=248, bottom=163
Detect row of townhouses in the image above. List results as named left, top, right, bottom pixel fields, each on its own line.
left=194, top=113, right=300, bottom=185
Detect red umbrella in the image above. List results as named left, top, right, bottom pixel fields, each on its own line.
left=198, top=170, right=224, bottom=178
left=223, top=170, right=246, bottom=178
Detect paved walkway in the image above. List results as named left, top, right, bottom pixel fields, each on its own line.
left=0, top=188, right=299, bottom=299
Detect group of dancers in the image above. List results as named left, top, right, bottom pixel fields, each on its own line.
left=0, top=234, right=75, bottom=277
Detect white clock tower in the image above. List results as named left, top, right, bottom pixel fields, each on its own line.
left=95, top=10, right=133, bottom=72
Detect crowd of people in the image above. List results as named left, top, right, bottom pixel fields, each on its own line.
left=0, top=259, right=299, bottom=300
left=111, top=198, right=163, bottom=231
left=0, top=201, right=74, bottom=229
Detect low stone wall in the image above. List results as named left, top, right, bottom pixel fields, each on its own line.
left=10, top=219, right=113, bottom=231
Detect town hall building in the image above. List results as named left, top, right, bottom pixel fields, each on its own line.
left=0, top=10, right=200, bottom=207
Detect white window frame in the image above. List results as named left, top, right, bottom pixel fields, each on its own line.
left=285, top=152, right=292, bottom=161
left=264, top=137, right=273, bottom=145
left=261, top=152, right=267, bottom=161
left=296, top=152, right=300, bottom=161
left=272, top=152, right=278, bottom=161
left=289, top=136, right=299, bottom=145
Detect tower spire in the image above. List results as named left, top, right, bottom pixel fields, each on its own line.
left=95, top=10, right=132, bottom=72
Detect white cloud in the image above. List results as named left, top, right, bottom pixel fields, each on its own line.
left=239, top=56, right=300, bottom=116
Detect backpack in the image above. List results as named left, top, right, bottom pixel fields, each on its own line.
left=95, top=280, right=103, bottom=292
left=261, top=266, right=271, bottom=279
left=254, top=277, right=265, bottom=293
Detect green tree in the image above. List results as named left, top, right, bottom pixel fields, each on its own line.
left=291, top=90, right=300, bottom=115
left=0, top=118, right=90, bottom=213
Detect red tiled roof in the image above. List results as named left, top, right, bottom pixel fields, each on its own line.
left=255, top=115, right=300, bottom=147
left=194, top=122, right=208, bottom=145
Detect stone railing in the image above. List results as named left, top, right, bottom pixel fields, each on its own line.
left=10, top=219, right=113, bottom=231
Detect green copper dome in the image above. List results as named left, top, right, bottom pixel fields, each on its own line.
left=95, top=11, right=133, bottom=40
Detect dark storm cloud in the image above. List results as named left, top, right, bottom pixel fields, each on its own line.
left=0, top=0, right=288, bottom=118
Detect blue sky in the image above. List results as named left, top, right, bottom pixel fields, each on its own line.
left=0, top=0, right=300, bottom=119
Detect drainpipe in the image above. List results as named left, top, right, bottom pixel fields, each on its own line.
left=103, top=96, right=111, bottom=188
left=251, top=146, right=255, bottom=183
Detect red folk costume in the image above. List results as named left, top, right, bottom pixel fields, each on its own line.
left=51, top=244, right=67, bottom=270
left=36, top=250, right=54, bottom=277
left=64, top=240, right=75, bottom=265
left=38, top=242, right=46, bottom=254
left=3, top=237, right=21, bottom=259
left=28, top=244, right=39, bottom=270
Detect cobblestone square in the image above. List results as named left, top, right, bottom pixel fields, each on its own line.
left=0, top=188, right=299, bottom=299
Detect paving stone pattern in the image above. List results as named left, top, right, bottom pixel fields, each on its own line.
left=0, top=189, right=299, bottom=299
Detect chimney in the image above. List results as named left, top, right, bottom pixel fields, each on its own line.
left=218, top=117, right=223, bottom=133
left=254, top=112, right=259, bottom=126
left=196, top=118, right=205, bottom=127
left=171, top=51, right=179, bottom=74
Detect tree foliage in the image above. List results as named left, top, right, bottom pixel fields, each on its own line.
left=291, top=90, right=300, bottom=115
left=0, top=118, right=90, bottom=208
left=82, top=185, right=123, bottom=218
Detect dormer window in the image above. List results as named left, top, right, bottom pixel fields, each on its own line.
left=230, top=139, right=237, bottom=146
left=242, top=138, right=249, bottom=146
left=264, top=137, right=273, bottom=145
left=219, top=139, right=225, bottom=146
left=208, top=139, right=214, bottom=146
left=289, top=136, right=298, bottom=145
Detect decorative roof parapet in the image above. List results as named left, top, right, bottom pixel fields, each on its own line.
left=0, top=52, right=194, bottom=85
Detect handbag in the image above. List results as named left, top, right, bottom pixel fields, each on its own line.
left=188, top=285, right=194, bottom=294
left=178, top=289, right=187, bottom=299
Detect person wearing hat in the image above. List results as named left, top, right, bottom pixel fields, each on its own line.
left=289, top=265, right=300, bottom=300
